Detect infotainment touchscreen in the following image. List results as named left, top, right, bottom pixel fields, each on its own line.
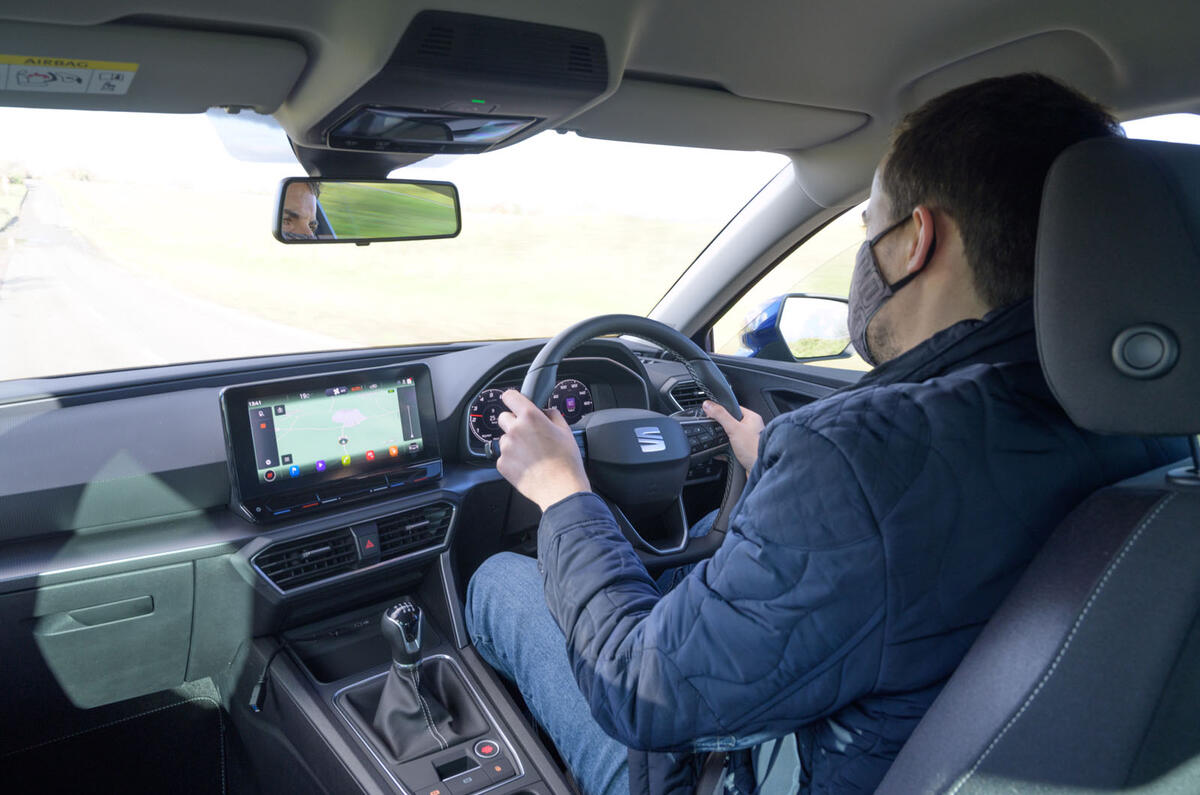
left=247, top=376, right=423, bottom=483
left=220, top=364, right=441, bottom=522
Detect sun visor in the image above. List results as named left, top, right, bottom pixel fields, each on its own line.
left=0, top=21, right=305, bottom=114
left=562, top=78, right=867, bottom=152
left=899, top=30, right=1118, bottom=114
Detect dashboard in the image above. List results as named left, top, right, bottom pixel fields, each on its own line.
left=215, top=352, right=656, bottom=525
left=0, top=324, right=844, bottom=643
left=0, top=336, right=720, bottom=605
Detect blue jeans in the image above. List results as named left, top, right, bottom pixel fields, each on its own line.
left=464, top=511, right=717, bottom=795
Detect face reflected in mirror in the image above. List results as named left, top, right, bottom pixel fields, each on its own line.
left=281, top=181, right=320, bottom=240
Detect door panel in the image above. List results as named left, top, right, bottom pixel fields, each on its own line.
left=713, top=354, right=861, bottom=422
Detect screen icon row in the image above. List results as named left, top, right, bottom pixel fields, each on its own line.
left=263, top=444, right=418, bottom=482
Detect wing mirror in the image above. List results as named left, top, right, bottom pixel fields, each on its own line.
left=739, top=294, right=851, bottom=362
left=273, top=177, right=461, bottom=244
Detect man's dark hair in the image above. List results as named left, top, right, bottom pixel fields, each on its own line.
left=883, top=73, right=1122, bottom=308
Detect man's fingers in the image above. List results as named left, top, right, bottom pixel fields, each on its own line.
left=703, top=400, right=734, bottom=429
left=501, top=389, right=537, bottom=416
left=496, top=410, right=516, bottom=433
left=545, top=407, right=571, bottom=430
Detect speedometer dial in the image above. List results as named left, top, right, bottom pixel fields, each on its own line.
left=549, top=378, right=594, bottom=424
left=468, top=388, right=507, bottom=443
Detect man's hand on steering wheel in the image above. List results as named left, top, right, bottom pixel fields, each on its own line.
left=492, top=313, right=751, bottom=550
left=702, top=400, right=765, bottom=470
left=496, top=389, right=591, bottom=511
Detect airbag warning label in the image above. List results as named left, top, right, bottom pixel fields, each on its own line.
left=0, top=54, right=138, bottom=95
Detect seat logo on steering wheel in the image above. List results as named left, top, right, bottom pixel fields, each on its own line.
left=635, top=426, right=666, bottom=453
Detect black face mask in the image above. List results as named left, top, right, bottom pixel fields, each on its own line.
left=847, top=216, right=934, bottom=366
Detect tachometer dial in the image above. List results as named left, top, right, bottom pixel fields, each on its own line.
left=549, top=378, right=594, bottom=424
left=468, top=388, right=508, bottom=443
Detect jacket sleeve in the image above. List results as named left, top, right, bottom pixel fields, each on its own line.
left=537, top=417, right=888, bottom=752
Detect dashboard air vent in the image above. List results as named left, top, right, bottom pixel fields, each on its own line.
left=669, top=380, right=709, bottom=412
left=377, top=502, right=454, bottom=561
left=255, top=528, right=357, bottom=591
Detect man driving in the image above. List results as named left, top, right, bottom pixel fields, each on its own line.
left=465, top=74, right=1185, bottom=795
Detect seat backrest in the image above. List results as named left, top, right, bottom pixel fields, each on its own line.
left=879, top=138, right=1200, bottom=793
left=879, top=469, right=1200, bottom=792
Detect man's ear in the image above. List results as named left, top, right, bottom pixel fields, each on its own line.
left=903, top=205, right=937, bottom=276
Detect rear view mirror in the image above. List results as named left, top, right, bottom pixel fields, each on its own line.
left=273, top=177, right=461, bottom=244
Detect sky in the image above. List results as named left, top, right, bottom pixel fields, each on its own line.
left=1122, top=113, right=1200, bottom=143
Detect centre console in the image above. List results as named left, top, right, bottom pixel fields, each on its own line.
left=225, top=568, right=568, bottom=795
left=219, top=364, right=568, bottom=795
left=332, top=599, right=523, bottom=795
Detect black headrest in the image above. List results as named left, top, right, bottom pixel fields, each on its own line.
left=1036, top=137, right=1200, bottom=436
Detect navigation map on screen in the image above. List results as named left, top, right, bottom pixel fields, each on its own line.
left=248, top=377, right=423, bottom=483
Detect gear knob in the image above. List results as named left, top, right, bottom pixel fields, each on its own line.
left=381, top=598, right=423, bottom=668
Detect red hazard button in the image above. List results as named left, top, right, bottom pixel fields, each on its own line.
left=474, top=739, right=500, bottom=758
left=353, top=528, right=380, bottom=559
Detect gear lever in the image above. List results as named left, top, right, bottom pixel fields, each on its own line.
left=381, top=598, right=423, bottom=668
left=355, top=597, right=489, bottom=762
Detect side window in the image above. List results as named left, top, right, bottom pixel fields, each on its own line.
left=711, top=201, right=869, bottom=371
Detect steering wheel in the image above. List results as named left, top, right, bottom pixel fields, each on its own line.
left=519, top=314, right=748, bottom=564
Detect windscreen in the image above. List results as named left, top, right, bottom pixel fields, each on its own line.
left=0, top=107, right=786, bottom=381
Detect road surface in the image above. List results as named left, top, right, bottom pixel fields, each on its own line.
left=0, top=181, right=353, bottom=382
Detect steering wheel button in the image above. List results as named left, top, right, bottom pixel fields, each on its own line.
left=474, top=740, right=500, bottom=758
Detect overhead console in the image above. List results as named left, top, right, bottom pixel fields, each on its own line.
left=221, top=364, right=442, bottom=523
left=300, top=10, right=609, bottom=154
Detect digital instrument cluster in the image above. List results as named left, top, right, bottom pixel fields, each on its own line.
left=468, top=378, right=595, bottom=443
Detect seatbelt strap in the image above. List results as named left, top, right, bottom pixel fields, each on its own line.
left=695, top=751, right=728, bottom=795
left=695, top=734, right=798, bottom=795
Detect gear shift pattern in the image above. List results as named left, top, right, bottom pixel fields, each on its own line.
left=381, top=598, right=423, bottom=668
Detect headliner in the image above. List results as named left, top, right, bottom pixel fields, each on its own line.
left=0, top=0, right=1197, bottom=204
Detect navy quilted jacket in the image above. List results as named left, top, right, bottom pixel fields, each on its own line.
left=535, top=300, right=1184, bottom=793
